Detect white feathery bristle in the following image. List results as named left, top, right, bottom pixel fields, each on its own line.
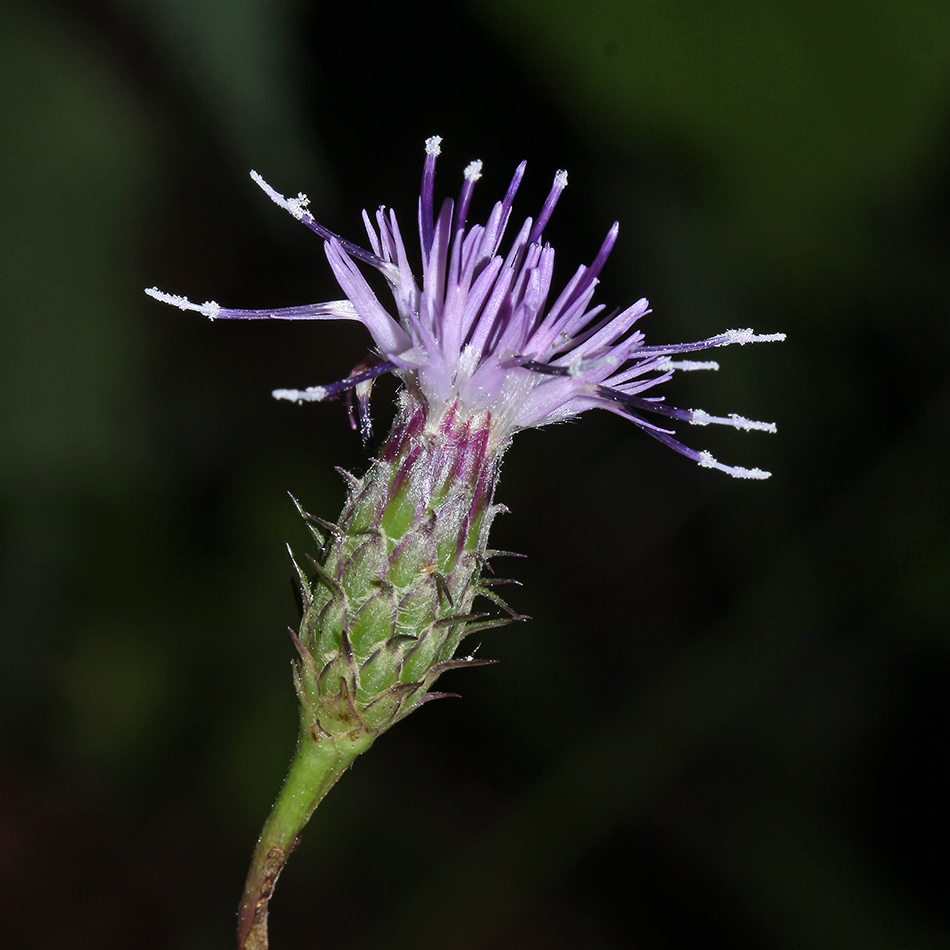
left=146, top=287, right=192, bottom=310
left=145, top=287, right=220, bottom=320
left=287, top=192, right=310, bottom=221
left=668, top=360, right=720, bottom=372
left=250, top=170, right=304, bottom=218
left=425, top=135, right=442, bottom=155
left=553, top=169, right=568, bottom=190
left=689, top=410, right=777, bottom=433
left=723, top=328, right=757, bottom=345
left=464, top=160, right=483, bottom=182
left=698, top=450, right=770, bottom=479
left=723, top=328, right=787, bottom=346
left=729, top=413, right=777, bottom=433
left=729, top=466, right=771, bottom=479
left=272, top=386, right=328, bottom=404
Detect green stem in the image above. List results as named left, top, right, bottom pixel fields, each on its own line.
left=237, top=722, right=372, bottom=950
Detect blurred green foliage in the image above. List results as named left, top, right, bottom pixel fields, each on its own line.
left=470, top=0, right=950, bottom=267
left=1, top=1, right=948, bottom=948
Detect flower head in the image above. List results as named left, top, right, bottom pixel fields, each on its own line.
left=147, top=135, right=784, bottom=477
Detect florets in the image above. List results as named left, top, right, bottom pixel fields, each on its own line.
left=147, top=136, right=784, bottom=476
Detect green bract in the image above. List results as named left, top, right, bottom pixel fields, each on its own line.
left=290, top=390, right=515, bottom=745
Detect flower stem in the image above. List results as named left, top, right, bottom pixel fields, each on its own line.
left=237, top=393, right=505, bottom=948
left=237, top=721, right=373, bottom=950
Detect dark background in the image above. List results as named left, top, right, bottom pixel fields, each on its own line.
left=2, top=1, right=949, bottom=947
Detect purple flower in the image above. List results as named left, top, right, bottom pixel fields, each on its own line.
left=148, top=135, right=784, bottom=477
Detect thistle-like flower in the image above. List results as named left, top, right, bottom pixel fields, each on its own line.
left=150, top=135, right=783, bottom=475
left=148, top=136, right=784, bottom=950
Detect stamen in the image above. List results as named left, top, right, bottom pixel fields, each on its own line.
left=501, top=161, right=526, bottom=220
left=346, top=377, right=376, bottom=444
left=584, top=222, right=619, bottom=285
left=690, top=409, right=777, bottom=433
left=145, top=288, right=360, bottom=322
left=597, top=387, right=777, bottom=434
left=272, top=361, right=397, bottom=405
left=272, top=386, right=328, bottom=404
left=528, top=169, right=568, bottom=245
left=145, top=288, right=220, bottom=320
left=698, top=451, right=771, bottom=479
left=723, top=328, right=787, bottom=346
left=250, top=171, right=390, bottom=274
left=251, top=170, right=305, bottom=218
left=420, top=136, right=443, bottom=255
left=667, top=360, right=720, bottom=371
left=457, top=160, right=483, bottom=231
left=634, top=328, right=787, bottom=358
left=464, top=160, right=483, bottom=182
